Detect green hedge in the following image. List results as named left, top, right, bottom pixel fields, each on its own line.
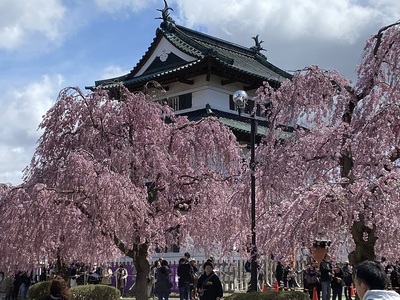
left=28, top=282, right=120, bottom=300
left=225, top=291, right=310, bottom=300
left=28, top=281, right=51, bottom=300
left=71, top=284, right=120, bottom=300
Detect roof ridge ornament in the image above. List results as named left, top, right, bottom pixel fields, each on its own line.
left=250, top=34, right=267, bottom=58
left=205, top=103, right=214, bottom=116
left=156, top=0, right=175, bottom=24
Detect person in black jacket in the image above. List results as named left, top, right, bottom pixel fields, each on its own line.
left=320, top=254, right=333, bottom=300
left=155, top=260, right=172, bottom=300
left=197, top=261, right=223, bottom=300
left=342, top=261, right=353, bottom=300
left=331, top=264, right=344, bottom=300
left=275, top=261, right=284, bottom=290
left=178, top=258, right=193, bottom=300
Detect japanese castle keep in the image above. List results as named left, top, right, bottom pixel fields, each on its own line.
left=91, top=1, right=292, bottom=144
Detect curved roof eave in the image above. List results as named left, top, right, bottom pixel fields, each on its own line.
left=159, top=21, right=237, bottom=65
left=122, top=59, right=203, bottom=87
left=94, top=74, right=129, bottom=88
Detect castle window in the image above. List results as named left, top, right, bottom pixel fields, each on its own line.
left=163, top=93, right=192, bottom=111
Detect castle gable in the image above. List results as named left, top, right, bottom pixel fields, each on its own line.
left=134, top=37, right=197, bottom=77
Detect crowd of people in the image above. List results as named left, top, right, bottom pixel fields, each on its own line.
left=0, top=270, right=37, bottom=300
left=275, top=254, right=355, bottom=300
left=67, top=261, right=130, bottom=296
left=0, top=254, right=222, bottom=300
left=381, top=258, right=400, bottom=291
left=275, top=254, right=353, bottom=300
left=5, top=253, right=400, bottom=300
left=275, top=254, right=400, bottom=300
left=150, top=252, right=223, bottom=300
left=0, top=262, right=129, bottom=300
left=66, top=262, right=121, bottom=287
left=282, top=253, right=353, bottom=300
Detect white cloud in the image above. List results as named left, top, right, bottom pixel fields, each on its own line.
left=372, top=0, right=400, bottom=23
left=174, top=0, right=393, bottom=44
left=101, top=65, right=130, bottom=80
left=0, top=26, right=24, bottom=50
left=0, top=75, right=64, bottom=185
left=94, top=0, right=158, bottom=14
left=0, top=0, right=67, bottom=50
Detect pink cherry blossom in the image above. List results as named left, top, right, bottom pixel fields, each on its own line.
left=0, top=86, right=244, bottom=300
left=252, top=21, right=400, bottom=264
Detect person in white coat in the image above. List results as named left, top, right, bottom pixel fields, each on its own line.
left=101, top=264, right=113, bottom=285
left=354, top=260, right=400, bottom=300
left=115, top=264, right=128, bottom=297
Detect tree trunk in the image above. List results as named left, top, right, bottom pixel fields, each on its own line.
left=132, top=243, right=151, bottom=300
left=112, top=235, right=151, bottom=300
left=56, top=252, right=68, bottom=281
left=349, top=213, right=376, bottom=266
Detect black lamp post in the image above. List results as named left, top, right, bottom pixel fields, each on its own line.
left=233, top=90, right=258, bottom=292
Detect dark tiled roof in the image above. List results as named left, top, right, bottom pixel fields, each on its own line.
left=173, top=24, right=291, bottom=81
left=181, top=106, right=293, bottom=140
left=93, top=21, right=292, bottom=89
left=95, top=60, right=203, bottom=88
left=182, top=106, right=264, bottom=135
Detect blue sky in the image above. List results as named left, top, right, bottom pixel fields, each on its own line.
left=1, top=0, right=399, bottom=185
